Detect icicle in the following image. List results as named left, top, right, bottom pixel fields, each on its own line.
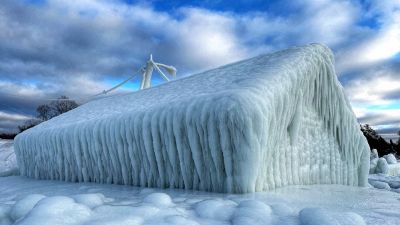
left=14, top=44, right=370, bottom=193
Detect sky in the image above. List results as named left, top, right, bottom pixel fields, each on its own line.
left=0, top=0, right=399, bottom=140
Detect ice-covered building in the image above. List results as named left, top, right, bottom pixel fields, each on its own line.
left=15, top=44, right=370, bottom=193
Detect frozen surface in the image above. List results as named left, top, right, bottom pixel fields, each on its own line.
left=369, top=152, right=400, bottom=176
left=369, top=173, right=400, bottom=192
left=377, top=158, right=390, bottom=174
left=299, top=207, right=366, bottom=225
left=15, top=44, right=370, bottom=193
left=368, top=180, right=391, bottom=190
left=388, top=163, right=400, bottom=176
left=0, top=139, right=18, bottom=177
left=0, top=176, right=399, bottom=225
left=384, top=154, right=398, bottom=165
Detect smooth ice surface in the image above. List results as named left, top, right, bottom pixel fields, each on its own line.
left=0, top=176, right=399, bottom=225
left=0, top=139, right=18, bottom=177
left=15, top=44, right=370, bottom=193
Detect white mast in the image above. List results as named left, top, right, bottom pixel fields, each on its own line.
left=98, top=54, right=176, bottom=95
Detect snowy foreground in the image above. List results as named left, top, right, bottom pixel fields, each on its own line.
left=1, top=176, right=400, bottom=225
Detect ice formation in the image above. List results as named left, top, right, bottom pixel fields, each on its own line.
left=14, top=44, right=370, bottom=193
left=383, top=154, right=397, bottom=164
left=369, top=152, right=400, bottom=176
left=0, top=139, right=18, bottom=177
left=299, top=208, right=366, bottom=225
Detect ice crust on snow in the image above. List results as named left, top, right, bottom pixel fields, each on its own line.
left=1, top=176, right=400, bottom=225
left=15, top=44, right=370, bottom=193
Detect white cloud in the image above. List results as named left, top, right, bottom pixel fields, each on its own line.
left=297, top=0, right=361, bottom=46
left=0, top=111, right=32, bottom=121
left=335, top=1, right=400, bottom=72
left=0, top=81, right=45, bottom=99
left=0, top=0, right=399, bottom=133
left=0, top=111, right=33, bottom=133
left=345, top=75, right=400, bottom=105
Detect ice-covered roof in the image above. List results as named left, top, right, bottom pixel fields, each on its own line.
left=15, top=44, right=369, bottom=193
left=28, top=44, right=334, bottom=131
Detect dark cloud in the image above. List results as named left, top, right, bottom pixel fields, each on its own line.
left=384, top=89, right=400, bottom=100
left=0, top=0, right=399, bottom=133
left=358, top=114, right=400, bottom=127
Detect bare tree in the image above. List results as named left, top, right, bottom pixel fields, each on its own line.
left=51, top=96, right=79, bottom=115
left=18, top=119, right=41, bottom=133
left=19, top=96, right=79, bottom=133
left=37, top=104, right=53, bottom=121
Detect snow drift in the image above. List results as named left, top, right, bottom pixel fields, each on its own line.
left=14, top=44, right=370, bottom=193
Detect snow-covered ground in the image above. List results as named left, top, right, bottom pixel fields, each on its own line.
left=1, top=140, right=400, bottom=225
left=1, top=176, right=400, bottom=225
left=0, top=139, right=18, bottom=177
left=369, top=174, right=400, bottom=192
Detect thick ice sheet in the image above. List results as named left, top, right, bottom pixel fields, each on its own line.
left=15, top=44, right=370, bottom=193
left=0, top=176, right=399, bottom=225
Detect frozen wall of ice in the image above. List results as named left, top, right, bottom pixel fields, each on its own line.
left=14, top=44, right=370, bottom=193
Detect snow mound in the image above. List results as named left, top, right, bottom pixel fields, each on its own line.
left=369, top=158, right=378, bottom=174
left=10, top=194, right=46, bottom=221
left=383, top=154, right=397, bottom=164
left=368, top=173, right=400, bottom=192
left=92, top=205, right=158, bottom=222
left=194, top=199, right=237, bottom=220
left=0, top=204, right=12, bottom=225
left=15, top=44, right=370, bottom=193
left=143, top=193, right=173, bottom=207
left=232, top=200, right=272, bottom=225
left=0, top=139, right=18, bottom=177
left=72, top=193, right=106, bottom=208
left=16, top=196, right=92, bottom=225
left=368, top=180, right=390, bottom=190
left=375, top=158, right=389, bottom=174
left=369, top=152, right=400, bottom=176
left=299, top=208, right=366, bottom=225
left=1, top=176, right=399, bottom=225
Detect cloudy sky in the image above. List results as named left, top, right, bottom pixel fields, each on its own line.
left=0, top=0, right=399, bottom=140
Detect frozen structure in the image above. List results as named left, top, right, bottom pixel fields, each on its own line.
left=370, top=151, right=400, bottom=176
left=15, top=44, right=370, bottom=193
